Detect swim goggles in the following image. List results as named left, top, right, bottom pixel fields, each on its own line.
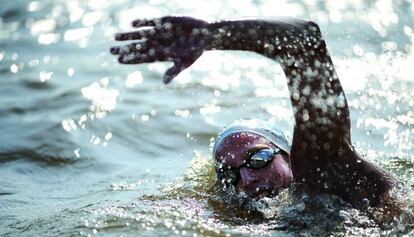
left=213, top=118, right=291, bottom=186
left=216, top=147, right=283, bottom=186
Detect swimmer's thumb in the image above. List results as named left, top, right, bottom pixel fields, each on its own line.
left=163, top=62, right=187, bottom=84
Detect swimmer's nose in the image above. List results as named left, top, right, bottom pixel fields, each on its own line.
left=238, top=168, right=259, bottom=188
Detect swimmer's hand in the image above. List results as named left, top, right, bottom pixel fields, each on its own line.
left=110, top=16, right=209, bottom=84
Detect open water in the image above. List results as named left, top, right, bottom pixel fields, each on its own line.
left=1, top=0, right=414, bottom=236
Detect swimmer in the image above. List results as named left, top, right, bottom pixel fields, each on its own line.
left=110, top=16, right=397, bottom=207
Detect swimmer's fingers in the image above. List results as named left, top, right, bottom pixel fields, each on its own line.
left=114, top=48, right=196, bottom=84
left=131, top=17, right=173, bottom=28
left=110, top=43, right=141, bottom=55
left=115, top=29, right=155, bottom=41
left=117, top=50, right=167, bottom=64
left=164, top=63, right=181, bottom=84
left=114, top=42, right=171, bottom=64
left=131, top=19, right=159, bottom=28
left=112, top=16, right=208, bottom=83
left=117, top=54, right=149, bottom=64
left=110, top=41, right=158, bottom=56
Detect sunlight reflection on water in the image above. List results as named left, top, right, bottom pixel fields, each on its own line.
left=0, top=0, right=413, bottom=236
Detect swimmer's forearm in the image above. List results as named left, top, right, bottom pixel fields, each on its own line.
left=205, top=19, right=322, bottom=58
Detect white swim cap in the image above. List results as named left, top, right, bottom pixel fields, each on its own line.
left=213, top=118, right=291, bottom=157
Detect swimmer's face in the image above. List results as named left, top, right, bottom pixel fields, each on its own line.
left=214, top=131, right=293, bottom=198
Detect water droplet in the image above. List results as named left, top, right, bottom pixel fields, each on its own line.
left=104, top=132, right=112, bottom=140
left=67, top=68, right=75, bottom=77
left=10, top=64, right=18, bottom=73
left=74, top=148, right=80, bottom=158
left=141, top=114, right=149, bottom=121
left=39, top=71, right=53, bottom=81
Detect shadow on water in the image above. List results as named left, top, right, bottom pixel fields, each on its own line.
left=0, top=149, right=80, bottom=167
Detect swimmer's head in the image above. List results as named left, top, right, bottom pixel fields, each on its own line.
left=213, top=118, right=293, bottom=198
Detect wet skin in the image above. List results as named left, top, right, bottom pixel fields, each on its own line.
left=215, top=132, right=293, bottom=198
left=111, top=16, right=398, bottom=206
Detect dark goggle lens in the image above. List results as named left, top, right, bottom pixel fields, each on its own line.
left=247, top=148, right=279, bottom=169
left=216, top=147, right=282, bottom=185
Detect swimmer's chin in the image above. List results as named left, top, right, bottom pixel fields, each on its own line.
left=238, top=185, right=279, bottom=199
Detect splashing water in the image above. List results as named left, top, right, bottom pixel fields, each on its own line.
left=0, top=0, right=414, bottom=236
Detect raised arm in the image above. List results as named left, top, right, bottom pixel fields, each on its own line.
left=111, top=17, right=350, bottom=142
left=110, top=17, right=397, bottom=205
left=206, top=20, right=350, bottom=143
left=208, top=19, right=397, bottom=205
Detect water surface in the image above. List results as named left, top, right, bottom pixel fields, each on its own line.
left=1, top=0, right=414, bottom=236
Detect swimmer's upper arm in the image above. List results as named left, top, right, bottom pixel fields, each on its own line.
left=327, top=141, right=397, bottom=205
left=207, top=18, right=352, bottom=164
left=208, top=19, right=350, bottom=142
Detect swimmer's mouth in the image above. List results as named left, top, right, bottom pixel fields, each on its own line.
left=251, top=185, right=278, bottom=198
left=256, top=190, right=274, bottom=198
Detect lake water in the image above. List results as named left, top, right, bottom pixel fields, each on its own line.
left=1, top=0, right=414, bottom=236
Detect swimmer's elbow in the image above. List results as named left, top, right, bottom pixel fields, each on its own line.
left=302, top=21, right=324, bottom=42
left=285, top=19, right=324, bottom=43
left=306, top=21, right=322, bottom=34
left=300, top=20, right=326, bottom=51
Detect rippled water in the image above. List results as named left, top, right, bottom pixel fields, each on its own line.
left=1, top=0, right=414, bottom=236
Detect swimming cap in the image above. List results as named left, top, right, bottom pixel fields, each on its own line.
left=213, top=118, right=291, bottom=157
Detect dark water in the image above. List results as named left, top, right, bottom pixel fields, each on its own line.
left=1, top=0, right=414, bottom=236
